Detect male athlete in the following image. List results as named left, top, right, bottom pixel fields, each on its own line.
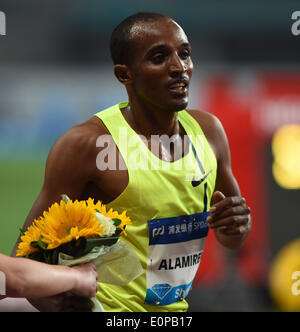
left=13, top=12, right=251, bottom=312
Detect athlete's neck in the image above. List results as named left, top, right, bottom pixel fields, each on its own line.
left=122, top=99, right=181, bottom=138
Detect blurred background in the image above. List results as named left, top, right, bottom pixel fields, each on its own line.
left=0, top=0, right=299, bottom=312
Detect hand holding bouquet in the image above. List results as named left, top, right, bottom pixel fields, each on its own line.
left=17, top=195, right=143, bottom=312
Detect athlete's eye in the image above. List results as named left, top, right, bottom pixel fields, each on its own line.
left=151, top=53, right=166, bottom=64
left=179, top=49, right=191, bottom=60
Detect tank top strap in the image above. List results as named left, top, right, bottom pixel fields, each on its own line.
left=94, top=102, right=133, bottom=157
left=178, top=110, right=217, bottom=175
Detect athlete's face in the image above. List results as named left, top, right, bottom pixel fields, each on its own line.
left=126, top=18, right=194, bottom=112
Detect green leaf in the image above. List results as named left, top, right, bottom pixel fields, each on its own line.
left=30, top=236, right=48, bottom=250
left=115, top=228, right=123, bottom=236
left=27, top=233, right=122, bottom=264
left=43, top=251, right=52, bottom=264
left=30, top=241, right=39, bottom=248
left=28, top=251, right=45, bottom=263
left=61, top=194, right=70, bottom=204
left=19, top=228, right=25, bottom=236
left=84, top=236, right=120, bottom=252
left=112, top=218, right=121, bottom=227
left=28, top=247, right=60, bottom=265
left=37, top=235, right=48, bottom=250
left=58, top=238, right=86, bottom=257
left=50, top=248, right=60, bottom=265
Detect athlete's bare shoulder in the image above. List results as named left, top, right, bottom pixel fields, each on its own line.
left=49, top=116, right=109, bottom=156
left=186, top=109, right=222, bottom=133
left=43, top=116, right=111, bottom=186
left=61, top=116, right=108, bottom=144
left=186, top=109, right=229, bottom=162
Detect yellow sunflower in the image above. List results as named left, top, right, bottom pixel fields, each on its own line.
left=86, top=198, right=132, bottom=232
left=39, top=199, right=104, bottom=250
left=16, top=222, right=43, bottom=257
left=17, top=196, right=131, bottom=257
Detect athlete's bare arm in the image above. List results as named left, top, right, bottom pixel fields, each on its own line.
left=11, top=117, right=109, bottom=311
left=13, top=119, right=97, bottom=254
left=188, top=110, right=251, bottom=249
left=0, top=254, right=98, bottom=300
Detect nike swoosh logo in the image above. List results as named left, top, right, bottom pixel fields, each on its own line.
left=191, top=170, right=213, bottom=187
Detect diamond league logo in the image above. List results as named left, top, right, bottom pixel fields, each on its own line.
left=151, top=283, right=172, bottom=300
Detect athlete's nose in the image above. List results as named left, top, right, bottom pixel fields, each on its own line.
left=169, top=54, right=186, bottom=78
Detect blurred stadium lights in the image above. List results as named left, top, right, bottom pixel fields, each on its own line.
left=272, top=124, right=300, bottom=190
left=269, top=238, right=300, bottom=312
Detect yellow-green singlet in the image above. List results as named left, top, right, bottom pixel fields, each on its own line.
left=94, top=102, right=217, bottom=312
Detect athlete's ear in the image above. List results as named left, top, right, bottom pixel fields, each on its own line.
left=114, top=64, right=133, bottom=85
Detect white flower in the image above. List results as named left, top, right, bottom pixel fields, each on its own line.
left=95, top=211, right=116, bottom=237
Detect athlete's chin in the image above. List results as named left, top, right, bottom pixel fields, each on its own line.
left=167, top=97, right=189, bottom=112
left=147, top=94, right=189, bottom=113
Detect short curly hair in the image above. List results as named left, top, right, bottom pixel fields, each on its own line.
left=110, top=12, right=170, bottom=65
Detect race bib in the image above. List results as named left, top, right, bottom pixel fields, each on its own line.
left=145, top=212, right=210, bottom=306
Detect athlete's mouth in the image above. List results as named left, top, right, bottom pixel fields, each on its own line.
left=167, top=79, right=189, bottom=94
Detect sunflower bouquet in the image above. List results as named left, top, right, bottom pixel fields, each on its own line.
left=17, top=195, right=143, bottom=312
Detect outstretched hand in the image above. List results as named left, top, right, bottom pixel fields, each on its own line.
left=28, top=263, right=98, bottom=312
left=72, top=263, right=99, bottom=298
left=206, top=191, right=251, bottom=237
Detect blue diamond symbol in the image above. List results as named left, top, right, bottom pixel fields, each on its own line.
left=151, top=283, right=172, bottom=300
